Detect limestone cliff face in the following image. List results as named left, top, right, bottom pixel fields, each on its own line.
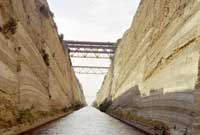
left=96, top=0, right=200, bottom=134
left=0, top=0, right=85, bottom=133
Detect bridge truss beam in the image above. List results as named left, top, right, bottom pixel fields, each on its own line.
left=73, top=66, right=109, bottom=75
left=64, top=40, right=116, bottom=59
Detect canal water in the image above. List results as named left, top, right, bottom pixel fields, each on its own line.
left=22, top=106, right=146, bottom=135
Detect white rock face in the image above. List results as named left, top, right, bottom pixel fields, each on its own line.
left=0, top=0, right=85, bottom=133
left=96, top=0, right=200, bottom=134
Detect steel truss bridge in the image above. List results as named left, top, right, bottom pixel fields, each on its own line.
left=64, top=40, right=116, bottom=75
left=73, top=66, right=110, bottom=75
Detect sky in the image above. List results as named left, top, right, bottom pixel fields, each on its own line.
left=48, top=0, right=141, bottom=104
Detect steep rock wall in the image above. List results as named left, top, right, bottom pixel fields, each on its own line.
left=96, top=0, right=200, bottom=134
left=0, top=0, right=85, bottom=134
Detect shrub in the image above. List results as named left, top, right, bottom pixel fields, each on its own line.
left=16, top=64, right=21, bottom=72
left=1, top=17, right=17, bottom=38
left=59, top=34, right=64, bottom=43
left=40, top=49, right=50, bottom=66
left=99, top=98, right=112, bottom=112
left=16, top=109, right=34, bottom=124
left=92, top=101, right=98, bottom=108
left=110, top=107, right=170, bottom=132
left=39, top=5, right=54, bottom=18
left=73, top=102, right=84, bottom=110
left=62, top=107, right=69, bottom=113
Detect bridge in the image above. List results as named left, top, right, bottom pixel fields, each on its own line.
left=73, top=66, right=110, bottom=75
left=64, top=40, right=116, bottom=59
left=64, top=40, right=116, bottom=74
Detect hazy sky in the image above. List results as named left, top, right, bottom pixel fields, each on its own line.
left=48, top=0, right=141, bottom=104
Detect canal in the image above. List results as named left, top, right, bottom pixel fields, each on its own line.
left=22, top=106, right=146, bottom=135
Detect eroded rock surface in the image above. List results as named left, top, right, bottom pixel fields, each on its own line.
left=0, top=0, right=85, bottom=134
left=96, top=0, right=200, bottom=134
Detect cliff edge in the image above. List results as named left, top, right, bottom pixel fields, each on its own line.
left=96, top=0, right=200, bottom=134
left=0, top=0, right=85, bottom=134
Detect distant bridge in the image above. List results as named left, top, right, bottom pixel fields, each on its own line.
left=72, top=66, right=109, bottom=75
left=64, top=40, right=116, bottom=59
left=64, top=40, right=116, bottom=75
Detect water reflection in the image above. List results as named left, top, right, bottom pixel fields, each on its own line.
left=23, top=107, right=146, bottom=135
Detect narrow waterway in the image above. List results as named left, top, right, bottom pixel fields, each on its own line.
left=22, top=106, right=146, bottom=135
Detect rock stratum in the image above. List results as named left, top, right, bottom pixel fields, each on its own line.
left=96, top=0, right=200, bottom=134
left=0, top=0, right=85, bottom=134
